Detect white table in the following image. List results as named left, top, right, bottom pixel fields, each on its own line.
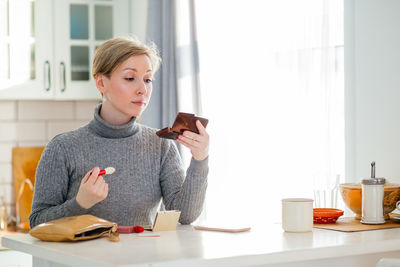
left=3, top=224, right=400, bottom=267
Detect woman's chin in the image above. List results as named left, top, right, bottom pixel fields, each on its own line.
left=130, top=108, right=145, bottom=118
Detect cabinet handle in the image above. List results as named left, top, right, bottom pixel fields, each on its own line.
left=44, top=61, right=51, bottom=91
left=60, top=62, right=66, bottom=92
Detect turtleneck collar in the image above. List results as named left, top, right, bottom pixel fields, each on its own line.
left=88, top=103, right=139, bottom=138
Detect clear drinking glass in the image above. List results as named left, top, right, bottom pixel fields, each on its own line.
left=313, top=174, right=340, bottom=209
left=0, top=196, right=8, bottom=231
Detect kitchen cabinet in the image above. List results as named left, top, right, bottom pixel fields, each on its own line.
left=0, top=0, right=130, bottom=100
left=0, top=249, right=32, bottom=267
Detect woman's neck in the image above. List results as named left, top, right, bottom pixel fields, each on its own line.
left=100, top=101, right=132, bottom=126
left=89, top=103, right=138, bottom=139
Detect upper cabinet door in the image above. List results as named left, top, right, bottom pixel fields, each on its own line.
left=0, top=0, right=130, bottom=100
left=53, top=0, right=130, bottom=100
left=0, top=0, right=54, bottom=99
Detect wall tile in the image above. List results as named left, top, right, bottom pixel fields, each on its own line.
left=16, top=122, right=46, bottom=141
left=18, top=101, right=74, bottom=120
left=0, top=163, right=12, bottom=184
left=0, top=143, right=15, bottom=163
left=17, top=141, right=48, bottom=147
left=47, top=121, right=79, bottom=140
left=75, top=120, right=90, bottom=129
left=75, top=101, right=99, bottom=120
left=0, top=183, right=13, bottom=205
left=0, top=101, right=16, bottom=120
left=0, top=122, right=16, bottom=141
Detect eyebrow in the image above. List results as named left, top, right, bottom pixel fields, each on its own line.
left=123, top=67, right=153, bottom=73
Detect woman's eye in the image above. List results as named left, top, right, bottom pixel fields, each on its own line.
left=145, top=78, right=153, bottom=83
left=125, top=77, right=134, bottom=81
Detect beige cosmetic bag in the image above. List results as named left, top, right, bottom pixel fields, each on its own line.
left=30, top=214, right=119, bottom=242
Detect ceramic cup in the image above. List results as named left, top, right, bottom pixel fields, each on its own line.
left=282, top=198, right=314, bottom=232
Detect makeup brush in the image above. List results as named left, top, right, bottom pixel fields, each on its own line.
left=98, top=167, right=116, bottom=176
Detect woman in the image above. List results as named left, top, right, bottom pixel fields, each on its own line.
left=29, top=37, right=209, bottom=228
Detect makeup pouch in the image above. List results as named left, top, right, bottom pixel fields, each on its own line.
left=29, top=214, right=119, bottom=242
left=156, top=112, right=209, bottom=140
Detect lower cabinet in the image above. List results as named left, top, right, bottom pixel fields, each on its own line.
left=0, top=250, right=32, bottom=267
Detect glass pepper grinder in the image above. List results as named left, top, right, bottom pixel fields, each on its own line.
left=361, top=161, right=386, bottom=224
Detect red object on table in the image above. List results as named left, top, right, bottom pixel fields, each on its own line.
left=313, top=208, right=344, bottom=224
left=117, top=225, right=145, bottom=233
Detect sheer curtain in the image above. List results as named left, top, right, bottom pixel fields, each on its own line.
left=144, top=0, right=200, bottom=131
left=195, top=0, right=344, bottom=224
left=145, top=0, right=201, bottom=166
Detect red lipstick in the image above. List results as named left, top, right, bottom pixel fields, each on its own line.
left=91, top=167, right=116, bottom=176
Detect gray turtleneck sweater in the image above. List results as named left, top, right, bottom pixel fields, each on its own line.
left=29, top=104, right=208, bottom=228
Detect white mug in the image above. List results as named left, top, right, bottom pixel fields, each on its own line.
left=282, top=198, right=314, bottom=232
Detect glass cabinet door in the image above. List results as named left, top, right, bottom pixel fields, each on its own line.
left=0, top=0, right=54, bottom=99
left=54, top=0, right=129, bottom=100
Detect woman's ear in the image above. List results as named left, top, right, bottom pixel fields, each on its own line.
left=96, top=75, right=106, bottom=95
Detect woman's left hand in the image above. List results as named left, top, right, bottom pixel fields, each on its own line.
left=177, top=120, right=209, bottom=161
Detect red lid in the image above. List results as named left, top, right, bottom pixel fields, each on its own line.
left=313, top=208, right=344, bottom=224
left=313, top=208, right=344, bottom=217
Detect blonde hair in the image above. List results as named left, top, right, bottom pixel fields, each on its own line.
left=92, top=36, right=161, bottom=79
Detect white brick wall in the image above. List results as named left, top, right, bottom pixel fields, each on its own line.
left=17, top=141, right=48, bottom=147
left=18, top=101, right=75, bottom=120
left=47, top=120, right=89, bottom=140
left=75, top=101, right=98, bottom=120
left=0, top=163, right=12, bottom=184
left=0, top=122, right=16, bottom=141
left=16, top=122, right=46, bottom=141
left=0, top=143, right=14, bottom=163
left=1, top=183, right=14, bottom=205
left=0, top=100, right=100, bottom=221
left=0, top=101, right=16, bottom=120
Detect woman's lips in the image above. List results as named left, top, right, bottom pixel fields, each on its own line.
left=132, top=101, right=147, bottom=106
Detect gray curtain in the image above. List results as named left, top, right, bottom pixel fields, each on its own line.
left=141, top=0, right=202, bottom=129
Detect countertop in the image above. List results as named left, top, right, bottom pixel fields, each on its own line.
left=0, top=227, right=28, bottom=250
left=3, top=223, right=400, bottom=267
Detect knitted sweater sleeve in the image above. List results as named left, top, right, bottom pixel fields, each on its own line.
left=29, top=137, right=88, bottom=228
left=159, top=140, right=208, bottom=224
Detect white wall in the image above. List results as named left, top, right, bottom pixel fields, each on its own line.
left=345, top=0, right=400, bottom=183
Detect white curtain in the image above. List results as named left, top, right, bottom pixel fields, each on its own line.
left=195, top=0, right=344, bottom=224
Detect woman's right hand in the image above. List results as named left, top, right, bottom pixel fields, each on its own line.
left=76, top=167, right=109, bottom=209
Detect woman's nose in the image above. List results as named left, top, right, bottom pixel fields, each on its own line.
left=136, top=81, right=147, bottom=95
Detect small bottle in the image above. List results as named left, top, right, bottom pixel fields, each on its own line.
left=361, top=162, right=385, bottom=224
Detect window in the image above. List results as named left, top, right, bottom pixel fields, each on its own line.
left=196, top=0, right=344, bottom=223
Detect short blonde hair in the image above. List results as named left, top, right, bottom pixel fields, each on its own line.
left=92, top=36, right=161, bottom=79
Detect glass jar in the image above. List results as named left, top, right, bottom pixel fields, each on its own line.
left=0, top=196, right=8, bottom=231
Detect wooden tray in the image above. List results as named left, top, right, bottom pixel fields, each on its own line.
left=12, top=146, right=45, bottom=230
left=314, top=215, right=400, bottom=232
